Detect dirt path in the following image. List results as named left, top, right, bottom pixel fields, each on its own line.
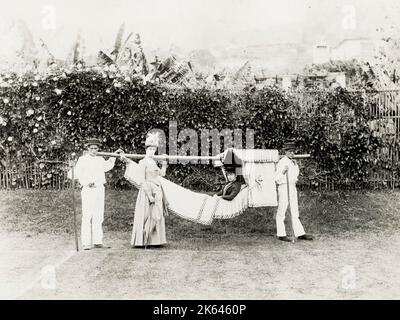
left=3, top=231, right=399, bottom=300
left=0, top=232, right=75, bottom=299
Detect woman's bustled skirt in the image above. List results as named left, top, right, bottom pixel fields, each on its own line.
left=131, top=185, right=167, bottom=247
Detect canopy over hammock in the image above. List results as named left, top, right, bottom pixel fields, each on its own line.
left=221, top=148, right=280, bottom=164
left=124, top=149, right=280, bottom=225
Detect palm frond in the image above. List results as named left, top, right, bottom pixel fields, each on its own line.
left=127, top=34, right=148, bottom=74
left=16, top=20, right=36, bottom=56
left=187, top=61, right=193, bottom=72
left=232, top=61, right=251, bottom=81
left=97, top=50, right=114, bottom=66
left=14, top=19, right=38, bottom=70
left=65, top=33, right=82, bottom=67
left=116, top=32, right=134, bottom=65
left=39, top=38, right=56, bottom=65
left=158, top=56, right=177, bottom=74
left=73, top=34, right=81, bottom=65
left=121, top=32, right=133, bottom=51
left=111, top=22, right=125, bottom=59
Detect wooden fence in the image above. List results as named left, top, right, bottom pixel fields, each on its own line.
left=0, top=162, right=72, bottom=190
left=292, top=89, right=400, bottom=190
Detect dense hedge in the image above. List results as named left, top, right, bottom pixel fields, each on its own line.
left=0, top=68, right=388, bottom=190
left=294, top=89, right=385, bottom=187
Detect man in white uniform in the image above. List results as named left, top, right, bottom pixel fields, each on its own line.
left=275, top=141, right=313, bottom=242
left=71, top=138, right=122, bottom=250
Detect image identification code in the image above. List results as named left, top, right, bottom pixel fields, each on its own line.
left=153, top=304, right=247, bottom=317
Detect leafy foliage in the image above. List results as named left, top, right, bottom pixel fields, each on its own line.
left=295, top=88, right=385, bottom=187
left=240, top=87, right=294, bottom=149
left=0, top=68, right=388, bottom=190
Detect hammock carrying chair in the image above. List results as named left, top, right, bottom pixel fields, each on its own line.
left=102, top=148, right=298, bottom=225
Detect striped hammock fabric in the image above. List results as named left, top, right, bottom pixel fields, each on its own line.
left=124, top=157, right=278, bottom=225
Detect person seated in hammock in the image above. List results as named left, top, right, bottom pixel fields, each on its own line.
left=216, top=167, right=244, bottom=201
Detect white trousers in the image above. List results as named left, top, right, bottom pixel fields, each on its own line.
left=81, top=185, right=105, bottom=247
left=276, top=183, right=306, bottom=237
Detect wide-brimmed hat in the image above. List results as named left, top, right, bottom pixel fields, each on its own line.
left=84, top=137, right=102, bottom=147
left=225, top=166, right=238, bottom=174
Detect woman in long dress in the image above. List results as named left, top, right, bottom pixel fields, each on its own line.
left=122, top=133, right=169, bottom=247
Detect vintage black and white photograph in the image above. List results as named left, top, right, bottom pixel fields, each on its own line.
left=1, top=0, right=400, bottom=302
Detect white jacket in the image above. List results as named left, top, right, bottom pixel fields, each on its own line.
left=69, top=154, right=115, bottom=187
left=275, top=156, right=299, bottom=185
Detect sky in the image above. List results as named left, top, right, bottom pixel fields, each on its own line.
left=1, top=0, right=400, bottom=60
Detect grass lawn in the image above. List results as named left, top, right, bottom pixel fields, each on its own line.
left=2, top=188, right=400, bottom=239
left=1, top=188, right=400, bottom=299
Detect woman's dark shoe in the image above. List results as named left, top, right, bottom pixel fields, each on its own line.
left=94, top=244, right=111, bottom=249
left=297, top=234, right=314, bottom=241
left=278, top=236, right=292, bottom=242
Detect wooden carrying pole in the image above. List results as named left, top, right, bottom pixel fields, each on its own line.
left=97, top=152, right=222, bottom=162
left=97, top=151, right=311, bottom=162
left=283, top=154, right=310, bottom=159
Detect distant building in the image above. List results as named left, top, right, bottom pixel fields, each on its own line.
left=254, top=71, right=346, bottom=90
left=331, top=38, right=378, bottom=62
left=254, top=72, right=302, bottom=90
left=215, top=43, right=313, bottom=74
left=313, top=42, right=330, bottom=64
left=312, top=38, right=378, bottom=64
left=212, top=38, right=377, bottom=75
